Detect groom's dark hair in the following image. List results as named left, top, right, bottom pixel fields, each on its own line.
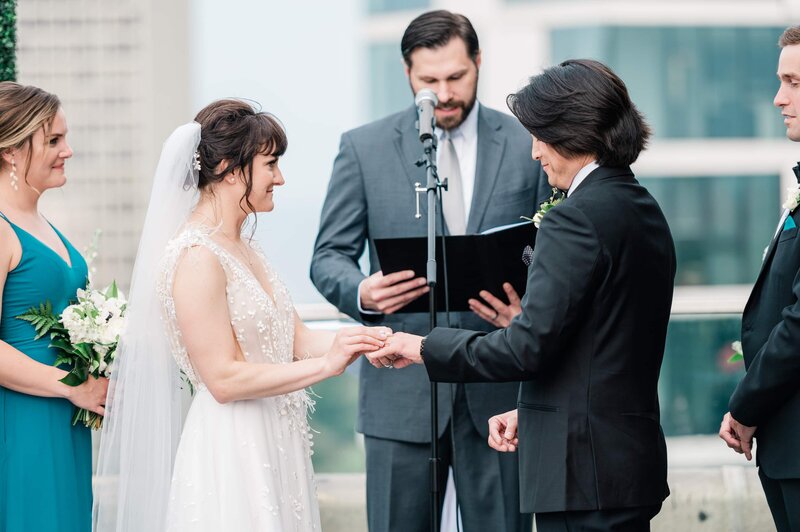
left=194, top=99, right=287, bottom=217
left=507, top=59, right=651, bottom=168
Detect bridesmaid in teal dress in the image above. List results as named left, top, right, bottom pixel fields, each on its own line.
left=0, top=83, right=109, bottom=532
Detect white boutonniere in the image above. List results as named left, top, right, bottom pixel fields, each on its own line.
left=729, top=341, right=744, bottom=363
left=522, top=187, right=565, bottom=228
left=783, top=183, right=800, bottom=211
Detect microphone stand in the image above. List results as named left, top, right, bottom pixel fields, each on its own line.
left=415, top=132, right=446, bottom=532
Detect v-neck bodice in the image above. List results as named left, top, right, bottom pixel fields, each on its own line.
left=157, top=226, right=297, bottom=390
left=0, top=212, right=88, bottom=359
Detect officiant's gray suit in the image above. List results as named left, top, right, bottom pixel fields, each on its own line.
left=311, top=103, right=549, bottom=532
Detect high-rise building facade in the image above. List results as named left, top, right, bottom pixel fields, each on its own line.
left=16, top=0, right=190, bottom=289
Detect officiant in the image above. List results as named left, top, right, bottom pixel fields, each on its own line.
left=310, top=9, right=550, bottom=532
left=368, top=59, right=677, bottom=532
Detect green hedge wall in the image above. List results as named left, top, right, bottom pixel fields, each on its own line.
left=0, top=0, right=15, bottom=82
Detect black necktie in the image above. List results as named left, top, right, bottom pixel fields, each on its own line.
left=793, top=163, right=800, bottom=183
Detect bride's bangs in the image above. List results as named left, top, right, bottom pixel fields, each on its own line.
left=254, top=112, right=288, bottom=158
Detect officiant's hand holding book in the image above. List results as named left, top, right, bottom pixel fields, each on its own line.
left=358, top=270, right=429, bottom=315
left=373, top=221, right=536, bottom=314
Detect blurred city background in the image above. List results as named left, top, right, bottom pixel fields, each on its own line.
left=10, top=0, right=800, bottom=473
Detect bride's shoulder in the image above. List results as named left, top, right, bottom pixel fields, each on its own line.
left=160, top=226, right=225, bottom=280
left=171, top=243, right=226, bottom=293
left=166, top=224, right=214, bottom=250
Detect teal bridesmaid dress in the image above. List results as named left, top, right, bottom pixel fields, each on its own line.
left=0, top=212, right=91, bottom=532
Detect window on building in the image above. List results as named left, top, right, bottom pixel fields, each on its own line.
left=368, top=42, right=412, bottom=120
left=640, top=174, right=780, bottom=286
left=368, top=0, right=429, bottom=14
left=551, top=26, right=785, bottom=139
left=660, top=315, right=744, bottom=436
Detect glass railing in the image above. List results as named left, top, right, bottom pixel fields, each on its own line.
left=303, top=296, right=748, bottom=472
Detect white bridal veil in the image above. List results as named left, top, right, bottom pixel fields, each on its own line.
left=93, top=122, right=201, bottom=531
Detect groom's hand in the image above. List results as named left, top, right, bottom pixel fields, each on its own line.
left=360, top=270, right=429, bottom=314
left=469, top=282, right=522, bottom=328
left=324, top=326, right=391, bottom=376
left=488, top=409, right=519, bottom=452
left=719, top=412, right=757, bottom=460
left=365, top=332, right=423, bottom=369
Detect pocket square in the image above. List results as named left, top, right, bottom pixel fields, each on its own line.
left=522, top=245, right=534, bottom=266
left=784, top=216, right=797, bottom=231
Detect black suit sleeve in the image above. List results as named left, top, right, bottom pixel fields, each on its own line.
left=310, top=132, right=375, bottom=321
left=423, top=203, right=604, bottom=382
left=729, top=269, right=800, bottom=426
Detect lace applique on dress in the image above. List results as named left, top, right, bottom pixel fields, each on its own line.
left=157, top=226, right=315, bottom=448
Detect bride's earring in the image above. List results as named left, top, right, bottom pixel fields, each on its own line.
left=9, top=155, right=18, bottom=191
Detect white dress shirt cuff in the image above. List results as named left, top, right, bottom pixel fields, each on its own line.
left=357, top=278, right=382, bottom=315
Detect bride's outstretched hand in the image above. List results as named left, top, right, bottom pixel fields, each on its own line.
left=366, top=332, right=424, bottom=369
left=324, top=326, right=391, bottom=376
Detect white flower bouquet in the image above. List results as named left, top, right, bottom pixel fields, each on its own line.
left=17, top=281, right=127, bottom=429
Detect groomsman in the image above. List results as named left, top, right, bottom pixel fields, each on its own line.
left=310, top=10, right=549, bottom=532
left=721, top=24, right=800, bottom=532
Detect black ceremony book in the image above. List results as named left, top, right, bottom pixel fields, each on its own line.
left=373, top=221, right=536, bottom=313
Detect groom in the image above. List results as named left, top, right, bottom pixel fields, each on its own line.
left=368, top=59, right=676, bottom=532
left=720, top=25, right=800, bottom=532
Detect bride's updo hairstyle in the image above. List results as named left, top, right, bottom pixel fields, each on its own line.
left=194, top=98, right=287, bottom=215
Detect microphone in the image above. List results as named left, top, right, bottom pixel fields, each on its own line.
left=415, top=89, right=438, bottom=142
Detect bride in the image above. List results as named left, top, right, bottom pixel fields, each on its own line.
left=93, top=100, right=389, bottom=531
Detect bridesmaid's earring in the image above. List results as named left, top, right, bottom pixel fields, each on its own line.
left=10, top=156, right=18, bottom=191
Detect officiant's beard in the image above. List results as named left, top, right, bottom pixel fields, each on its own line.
left=436, top=94, right=476, bottom=131
left=408, top=77, right=478, bottom=131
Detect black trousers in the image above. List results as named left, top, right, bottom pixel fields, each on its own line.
left=760, top=468, right=800, bottom=532
left=535, top=504, right=662, bottom=532
left=363, top=384, right=530, bottom=532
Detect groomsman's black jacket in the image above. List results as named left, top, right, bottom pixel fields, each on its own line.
left=730, top=187, right=800, bottom=480
left=423, top=165, right=676, bottom=513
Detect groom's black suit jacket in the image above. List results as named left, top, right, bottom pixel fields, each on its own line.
left=730, top=183, right=800, bottom=480
left=422, top=166, right=676, bottom=513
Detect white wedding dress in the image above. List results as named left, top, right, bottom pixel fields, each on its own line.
left=156, top=225, right=321, bottom=532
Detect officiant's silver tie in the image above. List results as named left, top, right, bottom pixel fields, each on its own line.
left=440, top=132, right=466, bottom=235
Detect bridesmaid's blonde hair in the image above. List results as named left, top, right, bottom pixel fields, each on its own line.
left=0, top=82, right=61, bottom=177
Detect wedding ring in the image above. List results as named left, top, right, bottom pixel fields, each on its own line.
left=492, top=311, right=499, bottom=320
